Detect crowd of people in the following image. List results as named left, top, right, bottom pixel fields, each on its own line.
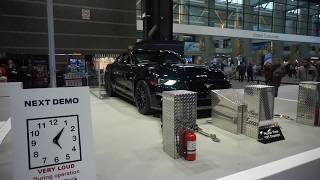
left=0, top=59, right=19, bottom=83
left=231, top=58, right=320, bottom=97
left=0, top=59, right=48, bottom=88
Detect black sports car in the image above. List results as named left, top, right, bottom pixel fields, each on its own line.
left=104, top=49, right=231, bottom=114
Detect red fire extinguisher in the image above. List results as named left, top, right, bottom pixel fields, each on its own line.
left=184, top=131, right=196, bottom=161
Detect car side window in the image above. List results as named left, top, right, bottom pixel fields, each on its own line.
left=116, top=55, right=125, bottom=64
left=123, top=54, right=131, bottom=65
left=116, top=54, right=131, bottom=65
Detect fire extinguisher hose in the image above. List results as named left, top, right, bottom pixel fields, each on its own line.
left=193, top=125, right=220, bottom=142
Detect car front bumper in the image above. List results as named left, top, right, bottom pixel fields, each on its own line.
left=150, top=92, right=212, bottom=111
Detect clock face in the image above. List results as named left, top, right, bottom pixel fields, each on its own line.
left=26, top=115, right=82, bottom=169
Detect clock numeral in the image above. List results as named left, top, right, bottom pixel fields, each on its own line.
left=33, top=151, right=39, bottom=158
left=64, top=120, right=68, bottom=126
left=66, top=154, right=71, bottom=160
left=71, top=126, right=76, bottom=132
left=49, top=119, right=58, bottom=125
left=30, top=130, right=40, bottom=137
left=72, top=146, right=76, bottom=151
left=72, top=135, right=77, bottom=141
left=42, top=157, right=47, bottom=164
left=31, top=140, right=37, bottom=147
left=54, top=157, right=59, bottom=163
left=37, top=122, right=46, bottom=129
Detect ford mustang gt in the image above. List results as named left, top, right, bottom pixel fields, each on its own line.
left=104, top=49, right=231, bottom=114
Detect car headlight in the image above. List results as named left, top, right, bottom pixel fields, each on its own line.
left=157, top=78, right=177, bottom=86
left=164, top=80, right=177, bottom=86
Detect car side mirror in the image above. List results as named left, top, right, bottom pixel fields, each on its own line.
left=124, top=63, right=134, bottom=68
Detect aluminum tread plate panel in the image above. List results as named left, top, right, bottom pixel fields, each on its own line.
left=162, top=90, right=197, bottom=159
left=211, top=89, right=247, bottom=134
left=296, top=82, right=320, bottom=126
left=244, top=85, right=275, bottom=139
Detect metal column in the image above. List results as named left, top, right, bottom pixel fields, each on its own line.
left=47, top=0, right=56, bottom=87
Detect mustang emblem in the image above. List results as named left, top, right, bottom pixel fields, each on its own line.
left=196, top=75, right=207, bottom=78
left=204, top=83, right=213, bottom=88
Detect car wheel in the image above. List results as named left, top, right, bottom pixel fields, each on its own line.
left=134, top=81, right=154, bottom=115
left=105, top=73, right=116, bottom=97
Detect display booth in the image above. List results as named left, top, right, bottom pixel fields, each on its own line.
left=88, top=54, right=117, bottom=99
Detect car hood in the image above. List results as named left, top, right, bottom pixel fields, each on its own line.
left=162, top=64, right=227, bottom=80
left=142, top=63, right=230, bottom=94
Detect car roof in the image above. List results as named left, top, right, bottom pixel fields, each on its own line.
left=131, top=49, right=180, bottom=56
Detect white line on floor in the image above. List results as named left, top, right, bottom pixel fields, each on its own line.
left=217, top=147, right=320, bottom=180
left=277, top=98, right=298, bottom=102
left=0, top=118, right=11, bottom=144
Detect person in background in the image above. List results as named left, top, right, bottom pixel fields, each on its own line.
left=247, top=63, right=254, bottom=82
left=0, top=63, right=7, bottom=78
left=294, top=62, right=298, bottom=79
left=22, top=60, right=35, bottom=88
left=316, top=61, right=320, bottom=82
left=287, top=63, right=292, bottom=78
left=270, top=59, right=286, bottom=97
left=238, top=61, right=246, bottom=82
left=289, top=63, right=295, bottom=79
left=298, top=59, right=318, bottom=81
left=253, top=64, right=258, bottom=80
left=0, top=68, right=7, bottom=82
left=220, top=60, right=225, bottom=72
left=7, top=59, right=20, bottom=82
left=264, top=61, right=273, bottom=85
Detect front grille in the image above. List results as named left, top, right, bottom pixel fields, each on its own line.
left=185, top=79, right=230, bottom=94
left=197, top=98, right=211, bottom=106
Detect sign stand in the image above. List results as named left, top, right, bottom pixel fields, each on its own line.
left=11, top=87, right=96, bottom=180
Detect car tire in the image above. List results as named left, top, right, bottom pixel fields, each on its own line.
left=134, top=80, right=154, bottom=115
left=105, top=73, right=116, bottom=97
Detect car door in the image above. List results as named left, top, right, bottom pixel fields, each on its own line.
left=112, top=54, right=125, bottom=90
left=122, top=53, right=135, bottom=96
left=114, top=53, right=133, bottom=95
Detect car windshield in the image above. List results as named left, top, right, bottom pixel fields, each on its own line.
left=134, top=52, right=184, bottom=65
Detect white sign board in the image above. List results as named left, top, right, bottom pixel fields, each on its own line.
left=81, top=9, right=90, bottom=20
left=11, top=87, right=96, bottom=180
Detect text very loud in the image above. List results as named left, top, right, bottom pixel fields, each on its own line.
left=25, top=98, right=79, bottom=107
left=37, top=164, right=75, bottom=174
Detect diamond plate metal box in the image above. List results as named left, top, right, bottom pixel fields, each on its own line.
left=296, top=82, right=320, bottom=126
left=244, top=85, right=275, bottom=138
left=211, top=89, right=247, bottom=134
left=162, top=90, right=197, bottom=159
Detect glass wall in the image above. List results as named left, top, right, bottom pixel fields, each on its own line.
left=227, top=0, right=243, bottom=29
left=172, top=0, right=189, bottom=24
left=189, top=0, right=209, bottom=25
left=309, top=2, right=320, bottom=36
left=136, top=0, right=320, bottom=36
left=258, top=2, right=273, bottom=32
left=285, top=0, right=298, bottom=34
left=215, top=0, right=227, bottom=28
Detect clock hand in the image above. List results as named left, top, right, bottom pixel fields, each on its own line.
left=54, top=140, right=62, bottom=149
left=53, top=128, right=64, bottom=149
